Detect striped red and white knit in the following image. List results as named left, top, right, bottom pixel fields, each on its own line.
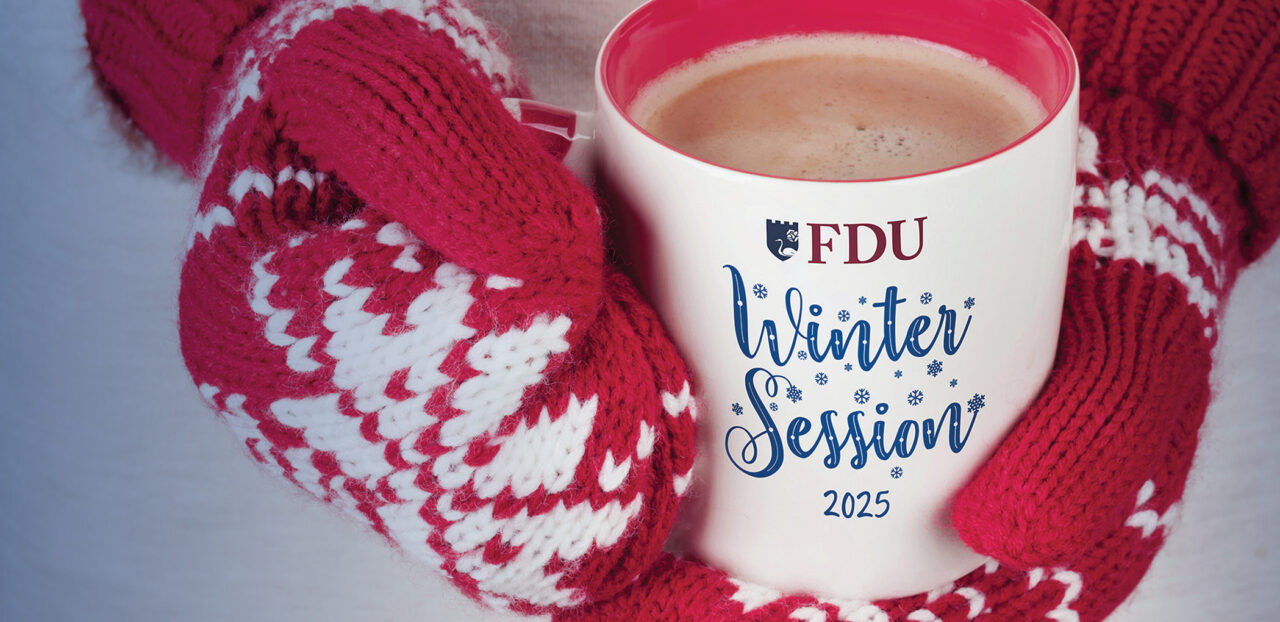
left=86, top=0, right=698, bottom=614
left=81, top=0, right=1278, bottom=620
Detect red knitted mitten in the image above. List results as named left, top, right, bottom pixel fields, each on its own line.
left=951, top=0, right=1280, bottom=570
left=83, top=0, right=697, bottom=614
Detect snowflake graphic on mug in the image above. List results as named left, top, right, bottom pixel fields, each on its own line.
left=786, top=385, right=803, bottom=403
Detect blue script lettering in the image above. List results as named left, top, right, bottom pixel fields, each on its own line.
left=725, top=368, right=787, bottom=477
left=726, top=369, right=980, bottom=477
left=725, top=265, right=971, bottom=370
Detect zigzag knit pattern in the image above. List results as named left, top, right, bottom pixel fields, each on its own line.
left=88, top=0, right=696, bottom=614
left=81, top=0, right=1277, bottom=620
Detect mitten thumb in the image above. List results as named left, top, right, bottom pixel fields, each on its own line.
left=952, top=244, right=1212, bottom=567
left=264, top=8, right=606, bottom=322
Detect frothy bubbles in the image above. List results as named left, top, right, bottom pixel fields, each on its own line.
left=629, top=33, right=1046, bottom=180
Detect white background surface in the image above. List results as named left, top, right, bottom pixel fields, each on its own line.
left=1, top=2, right=1276, bottom=620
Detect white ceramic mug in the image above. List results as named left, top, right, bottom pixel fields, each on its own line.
left=507, top=0, right=1078, bottom=601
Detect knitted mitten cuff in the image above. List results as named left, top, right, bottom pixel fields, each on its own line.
left=1040, top=0, right=1280, bottom=261
left=82, top=0, right=273, bottom=172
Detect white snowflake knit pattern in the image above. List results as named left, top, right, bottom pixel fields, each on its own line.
left=180, top=0, right=696, bottom=613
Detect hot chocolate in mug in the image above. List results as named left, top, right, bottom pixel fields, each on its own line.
left=504, top=0, right=1079, bottom=601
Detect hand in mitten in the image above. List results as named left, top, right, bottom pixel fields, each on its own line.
left=82, top=0, right=698, bottom=614
left=950, top=0, right=1280, bottom=569
left=557, top=0, right=1280, bottom=620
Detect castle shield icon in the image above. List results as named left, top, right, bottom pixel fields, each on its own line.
left=766, top=219, right=800, bottom=261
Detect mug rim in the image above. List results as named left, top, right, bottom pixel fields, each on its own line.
left=596, top=0, right=1079, bottom=185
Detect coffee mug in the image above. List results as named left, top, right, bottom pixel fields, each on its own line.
left=505, top=0, right=1078, bottom=601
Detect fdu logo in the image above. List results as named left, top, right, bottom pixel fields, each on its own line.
left=762, top=216, right=928, bottom=264
left=766, top=219, right=799, bottom=261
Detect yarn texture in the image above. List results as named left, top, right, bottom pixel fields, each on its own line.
left=81, top=0, right=1278, bottom=620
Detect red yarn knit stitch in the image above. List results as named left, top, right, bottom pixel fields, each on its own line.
left=82, top=0, right=272, bottom=172
left=266, top=13, right=606, bottom=311
left=81, top=0, right=1279, bottom=620
left=92, top=0, right=697, bottom=613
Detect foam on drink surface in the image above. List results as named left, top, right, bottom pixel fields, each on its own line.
left=629, top=34, right=1046, bottom=180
